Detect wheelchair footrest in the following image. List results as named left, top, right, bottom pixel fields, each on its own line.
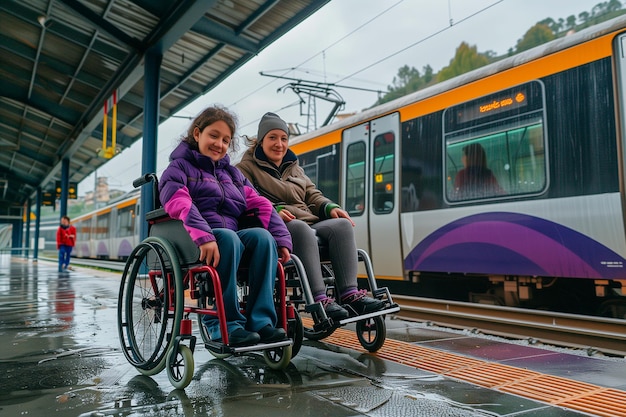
left=304, top=302, right=335, bottom=331
left=336, top=305, right=400, bottom=326
left=204, top=339, right=292, bottom=355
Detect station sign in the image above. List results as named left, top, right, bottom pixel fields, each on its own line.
left=55, top=181, right=77, bottom=199
left=42, top=191, right=55, bottom=207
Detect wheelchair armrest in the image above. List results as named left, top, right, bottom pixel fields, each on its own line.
left=146, top=207, right=168, bottom=221
left=149, top=215, right=200, bottom=266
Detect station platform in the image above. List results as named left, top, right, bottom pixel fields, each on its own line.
left=1, top=254, right=625, bottom=417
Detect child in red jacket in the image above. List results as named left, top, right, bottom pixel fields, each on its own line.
left=56, top=215, right=76, bottom=272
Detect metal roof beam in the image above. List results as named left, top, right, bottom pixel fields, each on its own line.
left=192, top=17, right=257, bottom=53
left=56, top=0, right=144, bottom=50
left=147, top=0, right=219, bottom=54
left=39, top=0, right=218, bottom=190
left=0, top=82, right=80, bottom=127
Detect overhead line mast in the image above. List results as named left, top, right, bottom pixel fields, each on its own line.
left=260, top=72, right=383, bottom=131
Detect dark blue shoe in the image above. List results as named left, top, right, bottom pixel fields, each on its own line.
left=257, top=325, right=287, bottom=343
left=228, top=328, right=260, bottom=346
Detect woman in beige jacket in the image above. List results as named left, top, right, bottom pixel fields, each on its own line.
left=237, top=112, right=385, bottom=320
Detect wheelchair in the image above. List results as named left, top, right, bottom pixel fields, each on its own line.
left=284, top=237, right=401, bottom=355
left=117, top=174, right=298, bottom=389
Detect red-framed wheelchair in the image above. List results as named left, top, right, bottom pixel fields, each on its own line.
left=117, top=174, right=299, bottom=389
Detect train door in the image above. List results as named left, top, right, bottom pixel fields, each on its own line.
left=342, top=113, right=404, bottom=279
left=342, top=122, right=370, bottom=254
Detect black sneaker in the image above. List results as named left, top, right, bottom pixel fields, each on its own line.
left=228, top=328, right=260, bottom=346
left=257, top=325, right=287, bottom=343
left=342, top=290, right=385, bottom=316
left=321, top=298, right=349, bottom=321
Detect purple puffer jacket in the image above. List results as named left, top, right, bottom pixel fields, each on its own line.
left=159, top=142, right=292, bottom=251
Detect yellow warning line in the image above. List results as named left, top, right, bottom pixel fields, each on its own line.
left=304, top=319, right=626, bottom=417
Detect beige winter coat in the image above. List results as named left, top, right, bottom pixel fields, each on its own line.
left=237, top=146, right=339, bottom=225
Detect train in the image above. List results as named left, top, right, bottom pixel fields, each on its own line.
left=36, top=15, right=626, bottom=320
left=33, top=190, right=140, bottom=260
left=285, top=15, right=626, bottom=320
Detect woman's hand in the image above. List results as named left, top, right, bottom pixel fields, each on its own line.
left=199, top=241, right=220, bottom=267
left=278, top=209, right=296, bottom=222
left=278, top=247, right=291, bottom=264
left=329, top=207, right=355, bottom=227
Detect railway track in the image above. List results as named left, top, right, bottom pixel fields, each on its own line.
left=43, top=256, right=626, bottom=357
left=393, top=295, right=626, bottom=358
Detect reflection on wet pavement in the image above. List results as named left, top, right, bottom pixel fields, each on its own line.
left=0, top=256, right=588, bottom=416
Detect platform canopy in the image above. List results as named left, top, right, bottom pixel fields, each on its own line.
left=0, top=0, right=329, bottom=212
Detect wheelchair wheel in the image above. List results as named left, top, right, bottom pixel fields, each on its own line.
left=167, top=345, right=195, bottom=389
left=117, top=237, right=184, bottom=375
left=263, top=344, right=292, bottom=370
left=355, top=315, right=386, bottom=352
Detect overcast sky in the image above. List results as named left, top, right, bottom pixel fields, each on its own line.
left=80, top=0, right=604, bottom=195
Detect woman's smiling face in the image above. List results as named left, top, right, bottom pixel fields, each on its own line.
left=194, top=120, right=232, bottom=162
left=261, top=128, right=289, bottom=165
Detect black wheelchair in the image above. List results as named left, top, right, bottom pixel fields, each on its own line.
left=285, top=246, right=400, bottom=356
left=117, top=174, right=296, bottom=389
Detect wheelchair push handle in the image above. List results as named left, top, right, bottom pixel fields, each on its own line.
left=132, top=173, right=161, bottom=209
left=133, top=173, right=158, bottom=188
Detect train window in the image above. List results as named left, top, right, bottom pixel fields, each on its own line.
left=298, top=145, right=340, bottom=203
left=444, top=81, right=547, bottom=202
left=96, top=212, right=110, bottom=239
left=75, top=217, right=91, bottom=242
left=117, top=205, right=135, bottom=237
left=372, top=132, right=395, bottom=213
left=345, top=142, right=366, bottom=216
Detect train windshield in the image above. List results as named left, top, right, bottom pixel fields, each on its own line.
left=443, top=81, right=547, bottom=203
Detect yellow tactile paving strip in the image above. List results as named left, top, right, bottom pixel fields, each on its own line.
left=303, top=319, right=626, bottom=417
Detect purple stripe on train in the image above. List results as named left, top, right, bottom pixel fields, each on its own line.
left=404, top=212, right=625, bottom=279
left=118, top=239, right=133, bottom=258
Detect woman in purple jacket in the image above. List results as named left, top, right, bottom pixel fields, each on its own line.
left=159, top=105, right=292, bottom=347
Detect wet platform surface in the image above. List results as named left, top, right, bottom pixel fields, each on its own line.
left=1, top=254, right=625, bottom=416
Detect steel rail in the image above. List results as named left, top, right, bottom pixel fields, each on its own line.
left=393, top=295, right=626, bottom=357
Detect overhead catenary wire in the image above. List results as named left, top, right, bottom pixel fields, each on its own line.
left=238, top=0, right=504, bottom=129
left=102, top=1, right=507, bottom=190
left=228, top=0, right=405, bottom=110
left=335, top=0, right=504, bottom=84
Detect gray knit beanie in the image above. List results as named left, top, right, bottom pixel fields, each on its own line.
left=257, top=112, right=289, bottom=141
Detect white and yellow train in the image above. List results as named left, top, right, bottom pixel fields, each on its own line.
left=282, top=16, right=626, bottom=318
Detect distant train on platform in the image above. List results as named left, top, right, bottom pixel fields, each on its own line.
left=43, top=16, right=626, bottom=319
left=35, top=190, right=140, bottom=260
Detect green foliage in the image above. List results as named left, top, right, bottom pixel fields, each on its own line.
left=374, top=64, right=433, bottom=105
left=373, top=2, right=625, bottom=106
left=436, top=42, right=489, bottom=83
left=515, top=23, right=555, bottom=53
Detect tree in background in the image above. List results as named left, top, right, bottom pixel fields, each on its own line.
left=371, top=2, right=624, bottom=107
left=436, top=42, right=489, bottom=83
left=374, top=64, right=433, bottom=106
left=515, top=23, right=555, bottom=53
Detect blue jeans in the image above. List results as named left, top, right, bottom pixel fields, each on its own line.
left=58, top=245, right=72, bottom=272
left=201, top=228, right=278, bottom=341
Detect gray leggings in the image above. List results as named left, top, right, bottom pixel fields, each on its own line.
left=286, top=218, right=358, bottom=298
